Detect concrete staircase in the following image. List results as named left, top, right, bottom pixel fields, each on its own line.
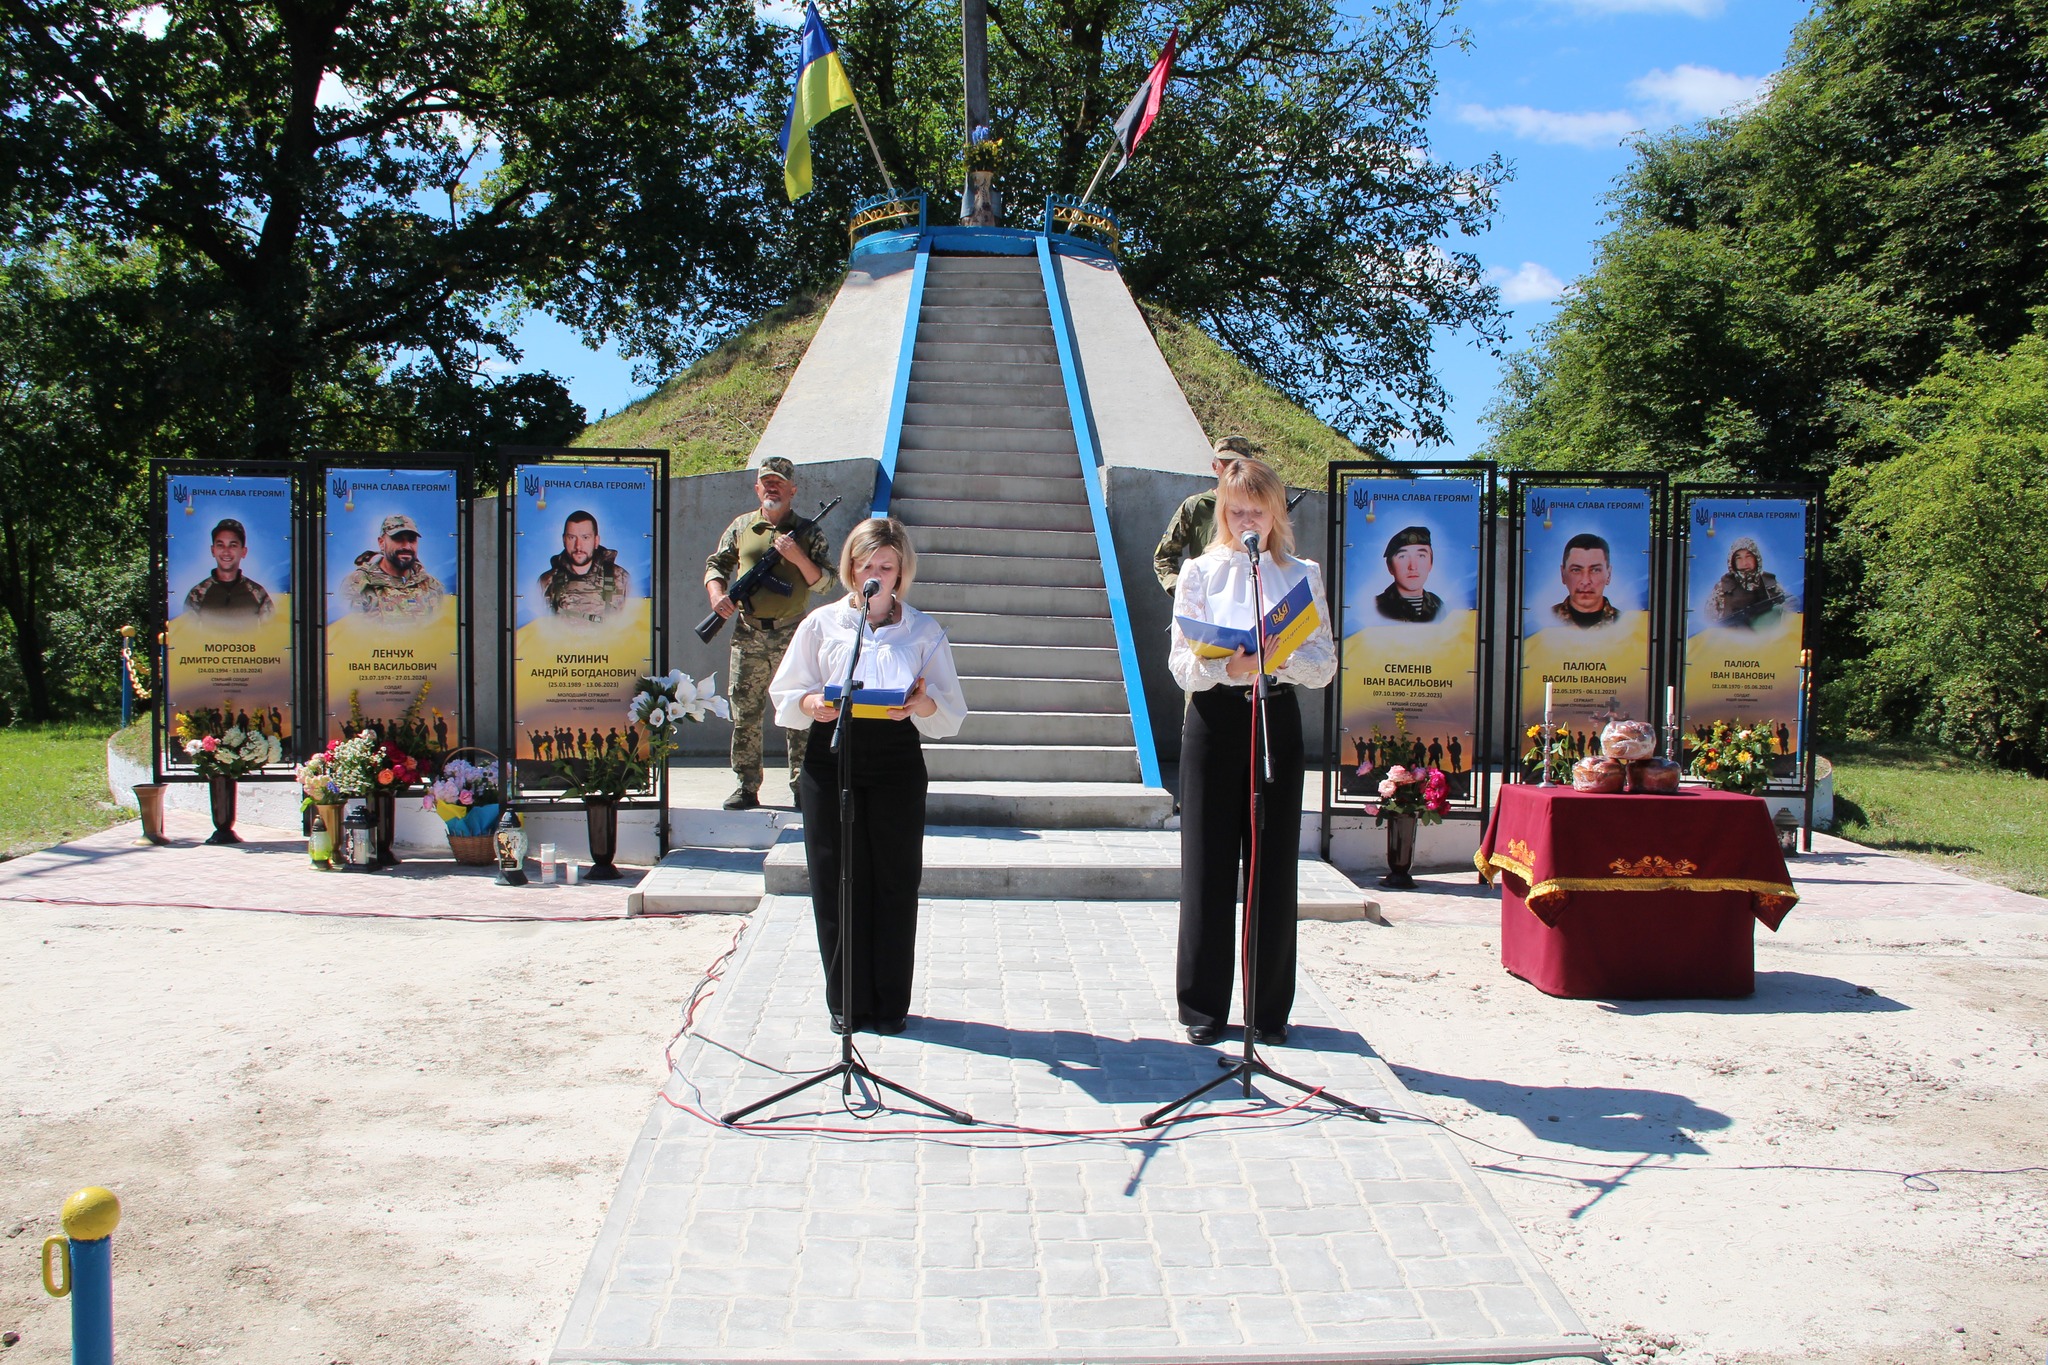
left=889, top=252, right=1171, bottom=828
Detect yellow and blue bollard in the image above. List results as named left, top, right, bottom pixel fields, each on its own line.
left=42, top=1186, right=120, bottom=1365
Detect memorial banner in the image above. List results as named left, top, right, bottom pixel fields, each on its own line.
left=1336, top=476, right=1484, bottom=801
left=510, top=464, right=656, bottom=791
left=322, top=468, right=462, bottom=749
left=164, top=474, right=295, bottom=758
left=1681, top=496, right=1808, bottom=779
left=1518, top=486, right=1655, bottom=744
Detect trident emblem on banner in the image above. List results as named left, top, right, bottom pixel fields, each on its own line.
left=1695, top=503, right=1717, bottom=536
left=522, top=474, right=548, bottom=510
left=170, top=483, right=193, bottom=515
left=1349, top=486, right=1377, bottom=522
left=1529, top=494, right=1551, bottom=530
left=331, top=476, right=354, bottom=512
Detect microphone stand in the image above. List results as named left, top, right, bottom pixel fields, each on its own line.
left=1146, top=536, right=1379, bottom=1128
left=723, top=586, right=972, bottom=1126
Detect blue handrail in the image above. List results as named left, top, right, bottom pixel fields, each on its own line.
left=1042, top=195, right=1120, bottom=251
left=870, top=240, right=931, bottom=517
left=849, top=190, right=927, bottom=247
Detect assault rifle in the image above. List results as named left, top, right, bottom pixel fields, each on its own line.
left=694, top=496, right=842, bottom=644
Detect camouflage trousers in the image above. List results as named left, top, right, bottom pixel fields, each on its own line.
left=729, top=616, right=807, bottom=793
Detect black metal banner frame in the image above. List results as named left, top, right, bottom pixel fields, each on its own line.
left=1504, top=471, right=1669, bottom=784
left=148, top=457, right=309, bottom=783
left=1671, top=482, right=1825, bottom=849
left=1321, top=461, right=1498, bottom=857
left=308, top=452, right=476, bottom=757
left=497, top=447, right=670, bottom=848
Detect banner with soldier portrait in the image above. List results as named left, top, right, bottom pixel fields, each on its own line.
left=163, top=473, right=297, bottom=761
left=1515, top=484, right=1659, bottom=752
left=322, top=468, right=463, bottom=749
left=509, top=463, right=657, bottom=793
left=1680, top=495, right=1810, bottom=781
left=1333, top=471, right=1488, bottom=806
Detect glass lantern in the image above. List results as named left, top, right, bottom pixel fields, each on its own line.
left=494, top=808, right=529, bottom=886
left=342, top=801, right=378, bottom=871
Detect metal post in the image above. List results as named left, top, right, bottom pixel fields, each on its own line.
left=42, top=1186, right=119, bottom=1365
left=962, top=0, right=989, bottom=143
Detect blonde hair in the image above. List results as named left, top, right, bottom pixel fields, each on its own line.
left=839, top=517, right=918, bottom=601
left=1206, top=457, right=1295, bottom=559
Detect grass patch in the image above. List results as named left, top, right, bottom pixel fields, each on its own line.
left=574, top=289, right=836, bottom=473
left=1829, top=736, right=2048, bottom=895
left=0, top=721, right=126, bottom=861
left=1140, top=303, right=1372, bottom=486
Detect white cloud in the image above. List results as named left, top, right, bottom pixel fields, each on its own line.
left=1458, top=64, right=1770, bottom=150
left=1629, top=64, right=1769, bottom=118
left=1457, top=103, right=1640, bottom=148
left=1487, top=261, right=1566, bottom=305
left=317, top=71, right=365, bottom=112
left=1551, top=0, right=1724, bottom=16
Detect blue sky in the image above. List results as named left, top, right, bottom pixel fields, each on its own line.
left=501, top=0, right=1815, bottom=450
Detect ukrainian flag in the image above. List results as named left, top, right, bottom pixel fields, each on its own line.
left=778, top=2, right=857, bottom=201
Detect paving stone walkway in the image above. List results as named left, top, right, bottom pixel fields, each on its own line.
left=554, top=893, right=1599, bottom=1365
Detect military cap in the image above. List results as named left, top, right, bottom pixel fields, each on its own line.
left=1384, top=525, right=1432, bottom=561
left=1211, top=435, right=1257, bottom=459
left=380, top=513, right=421, bottom=538
left=210, top=518, right=247, bottom=544
left=757, top=456, right=798, bottom=482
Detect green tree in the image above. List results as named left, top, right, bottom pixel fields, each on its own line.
left=786, top=0, right=1508, bottom=448
left=1837, top=323, right=2048, bottom=772
left=1486, top=0, right=2048, bottom=484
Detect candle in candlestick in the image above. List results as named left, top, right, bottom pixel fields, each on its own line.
left=1544, top=681, right=1554, bottom=713
left=1666, top=684, right=1676, bottom=718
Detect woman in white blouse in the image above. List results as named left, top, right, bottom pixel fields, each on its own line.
left=769, top=517, right=967, bottom=1036
left=1168, top=458, right=1337, bottom=1047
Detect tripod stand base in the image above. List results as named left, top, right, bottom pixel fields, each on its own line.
left=1143, top=1047, right=1383, bottom=1128
left=721, top=1059, right=975, bottom=1127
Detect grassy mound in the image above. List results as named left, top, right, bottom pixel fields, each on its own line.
left=575, top=285, right=1368, bottom=481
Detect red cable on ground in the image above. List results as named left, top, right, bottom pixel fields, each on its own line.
left=1, top=892, right=631, bottom=923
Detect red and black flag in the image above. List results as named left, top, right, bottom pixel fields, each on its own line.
left=1110, top=28, right=1178, bottom=177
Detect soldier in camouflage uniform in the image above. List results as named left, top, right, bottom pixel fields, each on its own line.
left=184, top=518, right=275, bottom=622
left=537, top=510, right=632, bottom=620
left=341, top=513, right=446, bottom=617
left=1152, top=436, right=1256, bottom=594
left=704, top=455, right=836, bottom=810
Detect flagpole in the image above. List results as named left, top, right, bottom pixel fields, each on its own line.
left=1078, top=146, right=1116, bottom=207
left=845, top=93, right=896, bottom=194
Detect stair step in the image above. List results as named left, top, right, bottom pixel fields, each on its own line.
left=896, top=449, right=1083, bottom=481
left=919, top=287, right=1050, bottom=310
left=912, top=342, right=1060, bottom=368
left=898, top=425, right=1078, bottom=455
left=917, top=322, right=1057, bottom=346
left=901, top=401, right=1074, bottom=431
left=905, top=379, right=1067, bottom=408
left=926, top=255, right=1040, bottom=274
left=919, top=551, right=1103, bottom=589
left=951, top=642, right=1123, bottom=680
left=925, top=744, right=1142, bottom=783
left=925, top=783, right=1174, bottom=830
left=952, top=710, right=1135, bottom=746
left=919, top=302, right=1049, bottom=328
left=958, top=675, right=1129, bottom=713
left=914, top=580, right=1109, bottom=617
left=925, top=611, right=1116, bottom=648
left=908, top=359, right=1065, bottom=387
left=894, top=471, right=1084, bottom=506
left=906, top=523, right=1096, bottom=558
left=891, top=497, right=1092, bottom=533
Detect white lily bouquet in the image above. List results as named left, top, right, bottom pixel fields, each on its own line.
left=628, top=670, right=730, bottom=765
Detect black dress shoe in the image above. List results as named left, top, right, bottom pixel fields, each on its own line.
left=1254, top=1025, right=1290, bottom=1046
left=1186, top=1024, right=1224, bottom=1045
left=873, top=1017, right=908, bottom=1036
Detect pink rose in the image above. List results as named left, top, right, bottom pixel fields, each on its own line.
left=1356, top=762, right=1372, bottom=778
left=1377, top=779, right=1398, bottom=800
left=459, top=791, right=473, bottom=805
left=201, top=735, right=219, bottom=752
left=1385, top=765, right=1411, bottom=784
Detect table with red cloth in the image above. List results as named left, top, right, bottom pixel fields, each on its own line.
left=1474, top=786, right=1798, bottom=999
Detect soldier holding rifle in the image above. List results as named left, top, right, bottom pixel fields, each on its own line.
left=703, top=456, right=838, bottom=810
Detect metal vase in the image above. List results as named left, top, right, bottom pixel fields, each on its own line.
left=372, top=789, right=400, bottom=866
left=1379, top=813, right=1418, bottom=890
left=585, top=798, right=622, bottom=881
left=204, top=775, right=241, bottom=845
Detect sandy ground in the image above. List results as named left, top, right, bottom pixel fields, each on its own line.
left=4, top=819, right=2045, bottom=1364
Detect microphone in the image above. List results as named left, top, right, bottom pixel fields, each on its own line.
left=1241, top=531, right=1261, bottom=561
left=862, top=578, right=882, bottom=599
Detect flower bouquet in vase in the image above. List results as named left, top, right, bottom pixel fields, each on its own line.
left=1687, top=719, right=1776, bottom=796
left=295, top=752, right=347, bottom=868
left=425, top=755, right=502, bottom=866
left=174, top=707, right=285, bottom=844
left=1369, top=765, right=1448, bottom=890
